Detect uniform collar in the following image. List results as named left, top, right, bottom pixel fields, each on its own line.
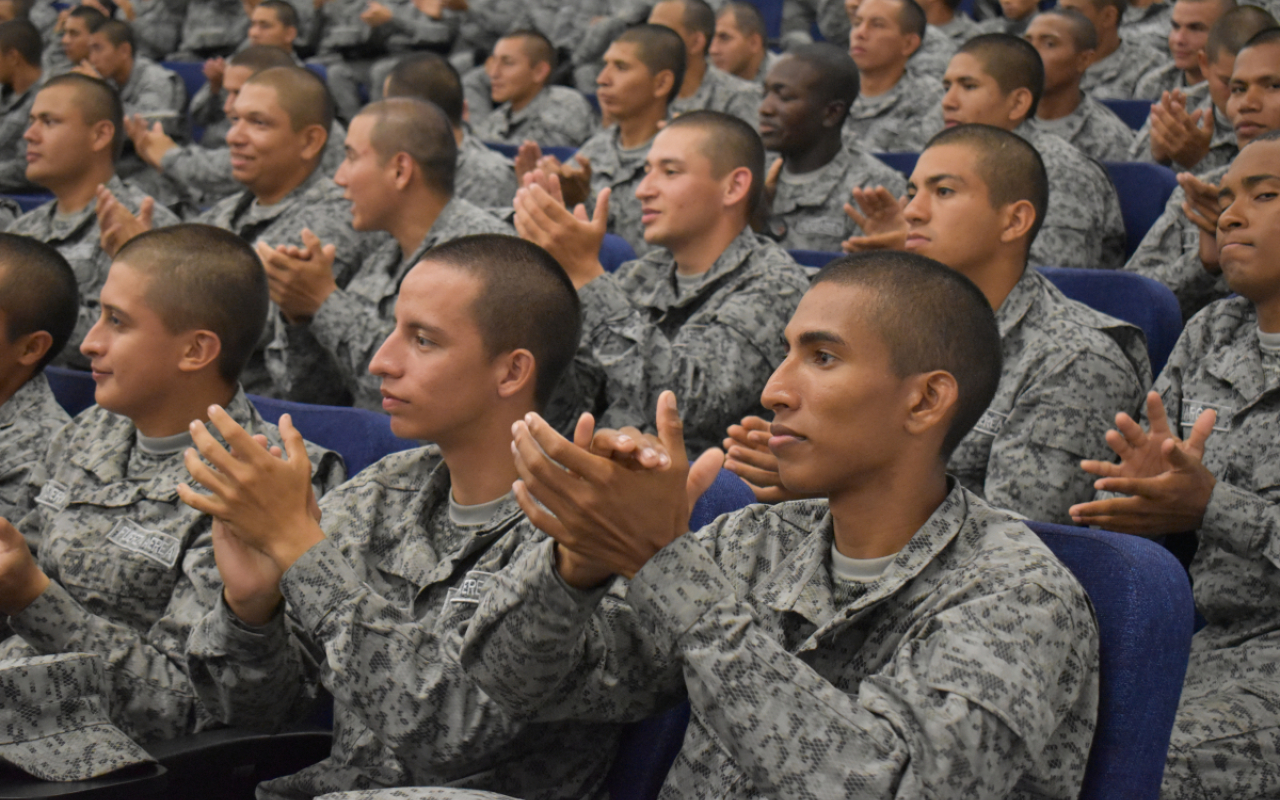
left=625, top=226, right=761, bottom=311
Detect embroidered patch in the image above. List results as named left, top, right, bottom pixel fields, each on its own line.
left=34, top=481, right=69, bottom=513
left=972, top=408, right=1009, bottom=437
left=794, top=218, right=847, bottom=236
left=444, top=570, right=494, bottom=606
left=107, top=519, right=181, bottom=568
left=1180, top=399, right=1233, bottom=433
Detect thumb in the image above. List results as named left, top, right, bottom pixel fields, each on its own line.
left=766, top=157, right=783, bottom=189
left=139, top=197, right=154, bottom=229
left=591, top=187, right=611, bottom=230
left=0, top=517, right=21, bottom=546
left=301, top=227, right=322, bottom=255
left=686, top=447, right=726, bottom=516
left=654, top=390, right=689, bottom=469
left=572, top=412, right=596, bottom=449
left=151, top=121, right=163, bottom=135
left=278, top=414, right=313, bottom=479
left=321, top=243, right=337, bottom=265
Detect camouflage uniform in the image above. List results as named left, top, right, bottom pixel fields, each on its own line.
left=456, top=133, right=520, bottom=213
left=265, top=198, right=512, bottom=408
left=172, top=0, right=249, bottom=57
left=1017, top=120, right=1128, bottom=271
left=110, top=56, right=187, bottom=140
left=752, top=49, right=782, bottom=83
left=1133, top=61, right=1190, bottom=101
left=577, top=125, right=653, bottom=255
left=907, top=25, right=957, bottom=80
left=975, top=15, right=1033, bottom=35
left=949, top=268, right=1151, bottom=523
left=1127, top=80, right=1236, bottom=176
left=0, top=197, right=17, bottom=230
left=1117, top=297, right=1280, bottom=799
left=560, top=0, right=651, bottom=91
left=765, top=146, right=907, bottom=253
left=443, top=484, right=1099, bottom=800
left=472, top=85, right=597, bottom=148
left=669, top=65, right=763, bottom=129
left=1121, top=0, right=1174, bottom=54
left=185, top=449, right=619, bottom=800
left=0, top=82, right=40, bottom=193
left=1080, top=37, right=1168, bottom=100
left=0, top=373, right=70, bottom=523
left=1036, top=94, right=1137, bottom=162
left=0, top=389, right=344, bottom=743
left=131, top=0, right=187, bottom=60
left=843, top=70, right=943, bottom=153
left=934, top=12, right=982, bottom=46
left=5, top=176, right=181, bottom=368
left=1123, top=162, right=1231, bottom=320
left=780, top=0, right=850, bottom=50
left=573, top=228, right=809, bottom=454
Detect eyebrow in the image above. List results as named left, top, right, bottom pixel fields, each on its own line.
left=648, top=157, right=687, bottom=169
left=919, top=174, right=964, bottom=188
left=403, top=320, right=447, bottom=339
left=1220, top=174, right=1280, bottom=198
left=797, top=330, right=846, bottom=347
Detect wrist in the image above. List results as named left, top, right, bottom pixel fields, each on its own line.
left=224, top=587, right=283, bottom=627
left=1, top=569, right=49, bottom=616
left=569, top=260, right=605, bottom=290
left=554, top=543, right=613, bottom=589
left=265, top=520, right=325, bottom=574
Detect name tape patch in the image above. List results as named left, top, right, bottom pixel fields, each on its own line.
left=1181, top=399, right=1234, bottom=433
left=34, top=481, right=69, bottom=513
left=444, top=571, right=495, bottom=607
left=972, top=408, right=1010, bottom=438
left=107, top=519, right=181, bottom=568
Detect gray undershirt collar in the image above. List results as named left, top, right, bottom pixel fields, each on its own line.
left=136, top=430, right=195, bottom=456
left=448, top=490, right=513, bottom=526
left=829, top=542, right=897, bottom=584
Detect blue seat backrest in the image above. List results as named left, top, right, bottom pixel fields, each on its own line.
left=1036, top=266, right=1183, bottom=376
left=483, top=142, right=577, bottom=163
left=305, top=62, right=328, bottom=83
left=162, top=60, right=208, bottom=106
left=745, top=0, right=783, bottom=39
left=788, top=249, right=842, bottom=270
left=1103, top=161, right=1179, bottom=260
left=246, top=395, right=418, bottom=476
left=484, top=141, right=519, bottom=159
left=605, top=470, right=754, bottom=800
left=873, top=151, right=918, bottom=176
left=600, top=233, right=637, bottom=273
left=44, top=366, right=97, bottom=417
left=3, top=192, right=55, bottom=213
left=1100, top=98, right=1152, bottom=131
left=1027, top=521, right=1193, bottom=800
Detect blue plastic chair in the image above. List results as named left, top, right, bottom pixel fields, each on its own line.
left=604, top=469, right=754, bottom=800
left=44, top=366, right=97, bottom=417
left=482, top=142, right=578, bottom=163
left=600, top=233, right=637, bottom=273
left=1100, top=99, right=1152, bottom=131
left=1026, top=521, right=1193, bottom=800
left=162, top=60, right=208, bottom=106
left=788, top=249, right=842, bottom=270
left=246, top=395, right=418, bottom=476
left=874, top=151, right=919, bottom=176
left=1103, top=162, right=1179, bottom=260
left=1037, top=266, right=1183, bottom=376
left=746, top=0, right=784, bottom=39
left=305, top=62, right=328, bottom=83
left=3, top=192, right=54, bottom=213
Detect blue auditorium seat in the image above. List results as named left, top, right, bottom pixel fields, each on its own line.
left=3, top=193, right=55, bottom=213
left=44, top=366, right=96, bottom=417
left=873, top=151, right=918, bottom=175
left=788, top=249, right=842, bottom=270
left=1100, top=98, right=1152, bottom=131
left=246, top=394, right=418, bottom=476
left=1103, top=161, right=1179, bottom=260
left=600, top=233, right=637, bottom=272
left=161, top=60, right=208, bottom=106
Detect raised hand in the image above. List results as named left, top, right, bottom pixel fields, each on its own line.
left=0, top=518, right=49, bottom=616
left=723, top=415, right=814, bottom=502
left=256, top=228, right=339, bottom=322
left=96, top=184, right=154, bottom=258
left=842, top=185, right=908, bottom=252
left=513, top=180, right=609, bottom=289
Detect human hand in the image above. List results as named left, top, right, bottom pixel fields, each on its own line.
left=96, top=184, right=154, bottom=258
left=722, top=415, right=814, bottom=502
left=203, top=57, right=226, bottom=93
left=514, top=178, right=608, bottom=289
left=256, top=229, right=338, bottom=323
left=842, top=185, right=908, bottom=252
left=361, top=1, right=393, bottom=26
left=0, top=519, right=49, bottom=616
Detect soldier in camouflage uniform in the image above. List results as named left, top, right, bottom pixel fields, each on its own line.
left=86, top=20, right=185, bottom=142
left=845, top=0, right=944, bottom=152
left=0, top=19, right=43, bottom=192
left=44, top=5, right=104, bottom=77
left=472, top=30, right=597, bottom=148
left=184, top=235, right=617, bottom=800
left=1070, top=133, right=1280, bottom=800
left=518, top=112, right=809, bottom=455
left=650, top=0, right=763, bottom=127
left=1127, top=81, right=1237, bottom=173
left=7, top=74, right=180, bottom=368
left=710, top=2, right=779, bottom=83
left=425, top=249, right=1099, bottom=800
left=170, top=0, right=249, bottom=59
left=1063, top=0, right=1168, bottom=98
left=759, top=45, right=907, bottom=254
left=1131, top=0, right=1234, bottom=100
left=264, top=99, right=511, bottom=408
left=925, top=0, right=983, bottom=45
left=0, top=236, right=75, bottom=522
left=0, top=225, right=344, bottom=745
left=1122, top=0, right=1175, bottom=51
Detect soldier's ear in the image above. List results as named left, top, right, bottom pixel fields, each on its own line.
left=653, top=69, right=676, bottom=103
left=822, top=99, right=848, bottom=129
left=14, top=331, right=53, bottom=368
left=298, top=124, right=327, bottom=161
left=533, top=60, right=551, bottom=85
left=177, top=330, right=222, bottom=374
left=391, top=151, right=415, bottom=190
left=999, top=198, right=1036, bottom=244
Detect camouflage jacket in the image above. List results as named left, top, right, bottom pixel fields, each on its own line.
left=0, top=373, right=69, bottom=523
left=1037, top=94, right=1137, bottom=163
left=178, top=0, right=249, bottom=53
left=186, top=448, right=619, bottom=800
left=1120, top=1, right=1173, bottom=55
left=454, top=484, right=1100, bottom=800
left=1127, top=80, right=1236, bottom=176
left=765, top=146, right=907, bottom=253
left=0, top=82, right=39, bottom=193
left=906, top=24, right=957, bottom=80
left=934, top=12, right=982, bottom=45
left=573, top=228, right=809, bottom=454
left=1081, top=37, right=1168, bottom=100
left=669, top=65, right=763, bottom=129
left=1133, top=61, right=1189, bottom=102
left=0, top=389, right=344, bottom=743
left=950, top=268, right=1151, bottom=523
left=578, top=125, right=654, bottom=255
left=472, top=86, right=598, bottom=149
left=266, top=198, right=512, bottom=409
left=843, top=70, right=943, bottom=153
left=456, top=134, right=519, bottom=212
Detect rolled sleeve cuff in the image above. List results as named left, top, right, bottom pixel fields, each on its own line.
left=203, top=593, right=288, bottom=654
left=523, top=538, right=612, bottom=624
left=627, top=533, right=731, bottom=652
left=279, top=537, right=367, bottom=640
left=8, top=579, right=89, bottom=654
left=1199, top=480, right=1271, bottom=558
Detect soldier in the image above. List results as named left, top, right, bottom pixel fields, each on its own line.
left=96, top=66, right=380, bottom=394
left=170, top=0, right=249, bottom=60
left=845, top=0, right=943, bottom=152
left=6, top=73, right=179, bottom=367
left=1124, top=24, right=1280, bottom=318
left=649, top=0, right=763, bottom=127
left=0, top=223, right=345, bottom=743
left=84, top=20, right=185, bottom=139
left=182, top=234, right=618, bottom=800
left=384, top=52, right=519, bottom=212
left=246, top=0, right=303, bottom=54
left=0, top=19, right=42, bottom=192
left=1133, top=0, right=1235, bottom=99
left=517, top=111, right=810, bottom=454
left=1060, top=0, right=1167, bottom=98
left=0, top=235, right=75, bottom=521
left=1069, top=131, right=1280, bottom=800
left=46, top=4, right=103, bottom=76
left=710, top=2, right=779, bottom=83
left=1028, top=8, right=1137, bottom=161
left=920, top=0, right=981, bottom=46
left=759, top=44, right=907, bottom=253
left=937, top=34, right=1128, bottom=270
left=1121, top=0, right=1175, bottom=51
left=262, top=98, right=511, bottom=408
left=976, top=0, right=1039, bottom=35
left=472, top=30, right=597, bottom=148
left=437, top=250, right=1099, bottom=800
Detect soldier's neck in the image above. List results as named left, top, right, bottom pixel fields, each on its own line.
left=1095, top=31, right=1121, bottom=61
left=438, top=407, right=531, bottom=507
left=1257, top=297, right=1280, bottom=334
left=8, top=63, right=40, bottom=96
left=858, top=62, right=906, bottom=98
left=829, top=460, right=948, bottom=560
left=923, top=3, right=954, bottom=26
left=132, top=380, right=238, bottom=439
left=784, top=135, right=842, bottom=175
left=679, top=56, right=707, bottom=99
left=1036, top=83, right=1083, bottom=121
left=393, top=187, right=448, bottom=258
left=617, top=110, right=663, bottom=149
left=54, top=161, right=116, bottom=215
left=962, top=253, right=1026, bottom=313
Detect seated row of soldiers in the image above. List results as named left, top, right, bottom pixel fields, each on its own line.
left=1, top=102, right=1278, bottom=798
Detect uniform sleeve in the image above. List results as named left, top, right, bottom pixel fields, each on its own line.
left=264, top=311, right=358, bottom=407
left=382, top=0, right=456, bottom=46
left=160, top=144, right=243, bottom=202
left=291, top=286, right=392, bottom=407
left=1123, top=185, right=1231, bottom=319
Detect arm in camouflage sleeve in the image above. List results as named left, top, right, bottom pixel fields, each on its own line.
left=265, top=312, right=359, bottom=407
left=984, top=349, right=1147, bottom=524
left=624, top=527, right=1098, bottom=799
left=160, top=145, right=243, bottom=202
left=298, top=286, right=394, bottom=406
left=383, top=0, right=456, bottom=46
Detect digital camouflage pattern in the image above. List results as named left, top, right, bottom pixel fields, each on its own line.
left=576, top=125, right=654, bottom=254
left=472, top=85, right=598, bottom=149
left=0, top=374, right=69, bottom=524
left=1120, top=0, right=1174, bottom=55
left=0, top=84, right=39, bottom=193
left=110, top=56, right=187, bottom=139
left=456, top=134, right=520, bottom=212
left=669, top=65, right=763, bottom=129
left=842, top=70, right=944, bottom=153
left=1080, top=37, right=1168, bottom=100
left=1133, top=61, right=1190, bottom=102
left=1036, top=94, right=1137, bottom=163
left=175, top=0, right=250, bottom=55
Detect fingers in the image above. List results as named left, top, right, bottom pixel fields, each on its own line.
left=176, top=480, right=227, bottom=517
left=277, top=414, right=315, bottom=480
left=723, top=455, right=783, bottom=489
left=139, top=197, right=154, bottom=230
left=765, top=157, right=783, bottom=192
left=1080, top=457, right=1124, bottom=479
left=0, top=517, right=21, bottom=545
left=1183, top=408, right=1217, bottom=457
left=1145, top=392, right=1171, bottom=437
left=686, top=447, right=726, bottom=514
left=572, top=412, right=596, bottom=450
left=1112, top=412, right=1147, bottom=452
left=511, top=479, right=571, bottom=542
left=515, top=413, right=606, bottom=484
left=301, top=228, right=323, bottom=256
left=842, top=201, right=868, bottom=228
left=653, top=391, right=690, bottom=471
left=591, top=187, right=611, bottom=230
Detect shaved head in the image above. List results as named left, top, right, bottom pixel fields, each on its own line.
left=243, top=65, right=334, bottom=133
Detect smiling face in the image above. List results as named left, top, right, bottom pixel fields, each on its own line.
left=225, top=81, right=314, bottom=199
left=634, top=124, right=733, bottom=248
left=1216, top=137, right=1280, bottom=310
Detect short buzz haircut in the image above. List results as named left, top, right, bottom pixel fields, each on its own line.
left=93, top=19, right=135, bottom=53
left=228, top=42, right=297, bottom=73
left=502, top=28, right=556, bottom=69
left=892, top=0, right=928, bottom=40
left=784, top=43, right=861, bottom=121
left=0, top=18, right=40, bottom=65
left=665, top=110, right=765, bottom=218
left=257, top=0, right=299, bottom=30
left=1243, top=25, right=1280, bottom=51
left=358, top=97, right=456, bottom=196
left=615, top=24, right=688, bottom=105
left=243, top=65, right=334, bottom=135
left=924, top=123, right=1049, bottom=254
left=1207, top=6, right=1278, bottom=61
left=1079, top=0, right=1127, bottom=19
left=66, top=5, right=106, bottom=29
left=0, top=234, right=78, bottom=372
left=958, top=33, right=1045, bottom=118
left=812, top=251, right=1002, bottom=460
left=39, top=73, right=125, bottom=162
left=719, top=2, right=767, bottom=41
left=1034, top=7, right=1099, bottom=51
left=114, top=225, right=267, bottom=384
left=384, top=52, right=464, bottom=127
left=420, top=235, right=582, bottom=409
